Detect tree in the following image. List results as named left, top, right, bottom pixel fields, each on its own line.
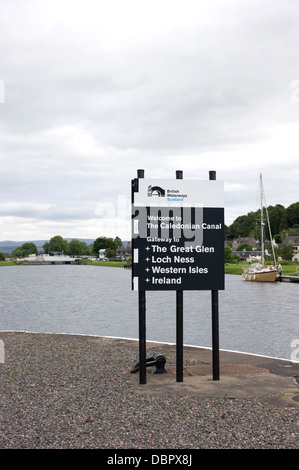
left=273, top=233, right=282, bottom=244
left=278, top=244, right=294, bottom=261
left=0, top=252, right=5, bottom=261
left=114, top=236, right=122, bottom=248
left=224, top=247, right=233, bottom=263
left=92, top=236, right=121, bottom=256
left=236, top=243, right=252, bottom=251
left=12, top=242, right=38, bottom=258
left=224, top=247, right=239, bottom=263
left=227, top=212, right=257, bottom=239
left=12, top=247, right=22, bottom=258
left=68, top=239, right=90, bottom=256
left=285, top=202, right=299, bottom=228
left=48, top=235, right=68, bottom=253
left=42, top=241, right=50, bottom=253
left=266, top=204, right=285, bottom=236
left=105, top=247, right=116, bottom=260
left=22, top=242, right=38, bottom=255
left=227, top=203, right=291, bottom=240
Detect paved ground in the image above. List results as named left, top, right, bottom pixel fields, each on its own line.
left=129, top=341, right=299, bottom=408
left=0, top=332, right=298, bottom=449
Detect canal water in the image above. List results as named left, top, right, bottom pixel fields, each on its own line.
left=0, top=265, right=298, bottom=361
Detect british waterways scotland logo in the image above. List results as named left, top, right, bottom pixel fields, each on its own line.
left=147, top=185, right=165, bottom=197
left=147, top=185, right=187, bottom=202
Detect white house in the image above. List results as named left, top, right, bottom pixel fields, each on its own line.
left=98, top=249, right=106, bottom=260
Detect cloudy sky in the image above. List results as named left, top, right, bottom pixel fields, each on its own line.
left=1, top=0, right=299, bottom=241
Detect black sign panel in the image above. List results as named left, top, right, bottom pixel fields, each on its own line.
left=132, top=205, right=224, bottom=291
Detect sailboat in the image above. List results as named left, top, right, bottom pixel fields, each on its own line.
left=242, top=174, right=278, bottom=282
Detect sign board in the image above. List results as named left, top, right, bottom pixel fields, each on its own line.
left=132, top=178, right=224, bottom=291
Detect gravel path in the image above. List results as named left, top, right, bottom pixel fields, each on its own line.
left=0, top=331, right=298, bottom=449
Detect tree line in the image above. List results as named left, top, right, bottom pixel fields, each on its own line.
left=225, top=201, right=299, bottom=262
left=3, top=200, right=299, bottom=262
left=226, top=201, right=299, bottom=242
left=10, top=236, right=123, bottom=259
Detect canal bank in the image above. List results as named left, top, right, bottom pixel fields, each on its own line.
left=279, top=275, right=299, bottom=283
left=0, top=331, right=298, bottom=449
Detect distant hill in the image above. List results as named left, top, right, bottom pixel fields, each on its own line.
left=0, top=238, right=96, bottom=254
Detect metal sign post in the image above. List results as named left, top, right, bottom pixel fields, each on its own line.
left=134, top=169, right=147, bottom=385
left=132, top=169, right=224, bottom=384
left=176, top=170, right=184, bottom=383
left=209, top=170, right=220, bottom=381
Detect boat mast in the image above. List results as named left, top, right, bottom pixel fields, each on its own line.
left=262, top=175, right=277, bottom=266
left=260, top=173, right=264, bottom=266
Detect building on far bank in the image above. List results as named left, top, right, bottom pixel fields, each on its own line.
left=232, top=250, right=263, bottom=262
left=232, top=235, right=257, bottom=250
left=284, top=236, right=299, bottom=252
left=282, top=235, right=299, bottom=261
left=115, top=243, right=132, bottom=260
left=98, top=249, right=106, bottom=260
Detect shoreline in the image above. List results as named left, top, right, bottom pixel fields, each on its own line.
left=1, top=261, right=299, bottom=276
left=0, top=260, right=127, bottom=267
left=0, top=331, right=298, bottom=449
left=0, top=329, right=297, bottom=364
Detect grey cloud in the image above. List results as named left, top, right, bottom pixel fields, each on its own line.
left=1, top=0, right=299, bottom=239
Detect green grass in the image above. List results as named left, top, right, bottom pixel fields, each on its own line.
left=274, top=264, right=299, bottom=276
left=85, top=260, right=129, bottom=268
left=0, top=260, right=19, bottom=266
left=224, top=264, right=247, bottom=275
